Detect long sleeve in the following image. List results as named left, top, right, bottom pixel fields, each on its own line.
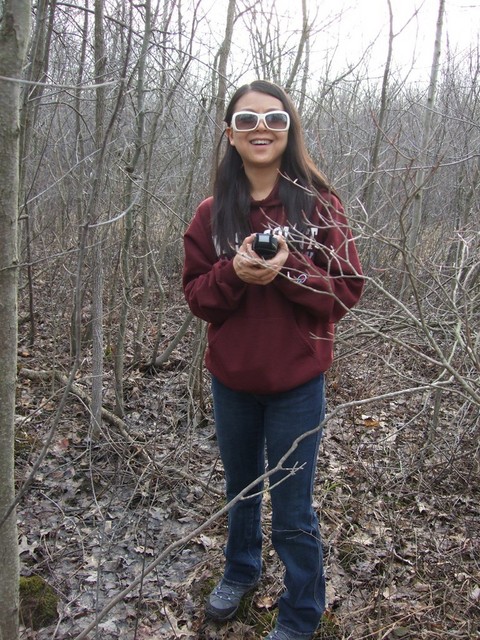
left=183, top=198, right=248, bottom=324
left=273, top=193, right=363, bottom=323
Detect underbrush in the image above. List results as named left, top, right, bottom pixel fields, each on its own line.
left=15, top=290, right=479, bottom=639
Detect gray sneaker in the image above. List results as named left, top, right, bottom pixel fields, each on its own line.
left=205, top=579, right=256, bottom=621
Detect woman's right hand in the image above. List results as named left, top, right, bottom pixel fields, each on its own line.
left=233, top=234, right=289, bottom=285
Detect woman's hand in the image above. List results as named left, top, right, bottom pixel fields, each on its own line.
left=233, top=233, right=289, bottom=285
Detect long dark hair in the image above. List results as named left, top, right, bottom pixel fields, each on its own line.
left=212, top=80, right=336, bottom=256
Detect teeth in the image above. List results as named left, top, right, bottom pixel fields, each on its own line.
left=252, top=140, right=270, bottom=145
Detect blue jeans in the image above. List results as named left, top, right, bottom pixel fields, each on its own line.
left=211, top=374, right=326, bottom=637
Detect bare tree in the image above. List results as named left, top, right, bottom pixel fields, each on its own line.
left=114, top=0, right=151, bottom=417
left=18, top=0, right=56, bottom=347
left=403, top=0, right=445, bottom=291
left=89, top=0, right=108, bottom=435
left=0, top=3, right=31, bottom=638
left=361, top=0, right=394, bottom=220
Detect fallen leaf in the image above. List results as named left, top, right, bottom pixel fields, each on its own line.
left=254, top=594, right=276, bottom=609
left=198, top=534, right=215, bottom=549
left=363, top=417, right=381, bottom=428
left=470, top=585, right=480, bottom=601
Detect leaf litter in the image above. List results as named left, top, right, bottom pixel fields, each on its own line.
left=15, top=302, right=479, bottom=640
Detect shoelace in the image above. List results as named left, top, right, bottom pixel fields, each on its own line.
left=212, top=583, right=242, bottom=602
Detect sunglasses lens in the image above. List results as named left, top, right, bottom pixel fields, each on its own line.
left=265, top=112, right=289, bottom=130
left=234, top=113, right=259, bottom=131
left=231, top=111, right=290, bottom=132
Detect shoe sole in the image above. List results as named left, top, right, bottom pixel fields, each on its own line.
left=205, top=604, right=239, bottom=621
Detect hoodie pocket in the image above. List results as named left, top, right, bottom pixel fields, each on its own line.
left=206, top=310, right=319, bottom=393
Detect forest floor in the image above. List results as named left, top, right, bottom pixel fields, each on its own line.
left=14, top=289, right=479, bottom=640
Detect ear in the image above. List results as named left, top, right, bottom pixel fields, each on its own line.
left=226, top=127, right=235, bottom=146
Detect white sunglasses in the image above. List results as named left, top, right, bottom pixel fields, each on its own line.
left=231, top=110, right=290, bottom=132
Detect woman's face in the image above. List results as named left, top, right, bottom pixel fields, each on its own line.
left=226, top=91, right=289, bottom=172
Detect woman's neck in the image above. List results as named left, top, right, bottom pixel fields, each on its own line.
left=244, top=166, right=279, bottom=201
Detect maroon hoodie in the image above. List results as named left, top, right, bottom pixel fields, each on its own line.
left=183, top=185, right=363, bottom=394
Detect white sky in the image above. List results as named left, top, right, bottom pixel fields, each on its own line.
left=200, top=0, right=479, bottom=84
left=329, top=0, right=479, bottom=80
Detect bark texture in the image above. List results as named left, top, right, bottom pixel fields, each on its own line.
left=0, top=2, right=31, bottom=639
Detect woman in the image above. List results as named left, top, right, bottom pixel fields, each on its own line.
left=183, top=80, right=363, bottom=640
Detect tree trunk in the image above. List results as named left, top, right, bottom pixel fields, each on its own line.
left=0, top=3, right=31, bottom=638
left=114, top=0, right=151, bottom=416
left=284, top=0, right=310, bottom=101
left=362, top=0, right=394, bottom=219
left=18, top=0, right=57, bottom=347
left=209, top=0, right=236, bottom=188
left=405, top=0, right=445, bottom=263
left=89, top=0, right=107, bottom=435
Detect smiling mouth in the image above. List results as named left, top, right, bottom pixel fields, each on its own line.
left=251, top=139, right=272, bottom=145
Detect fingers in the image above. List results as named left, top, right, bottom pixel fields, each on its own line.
left=233, top=253, right=281, bottom=284
left=233, top=234, right=288, bottom=285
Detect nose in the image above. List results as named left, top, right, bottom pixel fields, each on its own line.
left=255, top=115, right=267, bottom=131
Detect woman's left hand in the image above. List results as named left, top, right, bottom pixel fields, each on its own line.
left=233, top=234, right=289, bottom=285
